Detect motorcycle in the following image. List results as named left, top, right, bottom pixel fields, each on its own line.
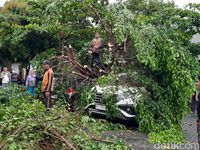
left=64, top=77, right=91, bottom=111
left=64, top=77, right=80, bottom=112
left=64, top=87, right=78, bottom=111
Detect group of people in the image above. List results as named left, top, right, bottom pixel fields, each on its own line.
left=0, top=60, right=54, bottom=108
left=26, top=60, right=54, bottom=108
left=0, top=66, right=37, bottom=95
left=0, top=67, right=19, bottom=86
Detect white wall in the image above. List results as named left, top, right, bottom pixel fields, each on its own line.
left=191, top=34, right=200, bottom=44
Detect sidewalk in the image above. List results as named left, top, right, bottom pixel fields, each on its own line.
left=181, top=112, right=198, bottom=149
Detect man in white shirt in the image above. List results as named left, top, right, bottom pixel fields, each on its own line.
left=1, top=67, right=11, bottom=87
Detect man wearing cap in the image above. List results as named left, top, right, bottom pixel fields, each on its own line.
left=42, top=60, right=54, bottom=108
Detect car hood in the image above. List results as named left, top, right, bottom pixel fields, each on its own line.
left=95, top=85, right=146, bottom=106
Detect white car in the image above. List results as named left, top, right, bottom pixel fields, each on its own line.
left=85, top=85, right=145, bottom=121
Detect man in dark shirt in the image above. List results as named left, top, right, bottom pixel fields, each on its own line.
left=11, top=69, right=19, bottom=84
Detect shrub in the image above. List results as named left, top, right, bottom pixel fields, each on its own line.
left=0, top=85, right=132, bottom=149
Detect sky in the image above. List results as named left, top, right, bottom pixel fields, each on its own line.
left=110, top=0, right=200, bottom=8
left=0, top=0, right=6, bottom=7
left=0, top=0, right=200, bottom=7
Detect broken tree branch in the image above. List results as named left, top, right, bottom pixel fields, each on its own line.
left=124, top=35, right=128, bottom=53
left=84, top=65, right=98, bottom=78
left=52, top=61, right=70, bottom=69
left=52, top=130, right=76, bottom=150
left=0, top=125, right=26, bottom=149
left=90, top=137, right=114, bottom=144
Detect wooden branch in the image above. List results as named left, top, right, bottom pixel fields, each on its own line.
left=61, top=41, right=65, bottom=56
left=52, top=61, right=70, bottom=69
left=72, top=71, right=95, bottom=82
left=50, top=55, right=68, bottom=62
left=44, top=116, right=62, bottom=123
left=45, top=131, right=76, bottom=150
left=43, top=114, right=70, bottom=123
left=0, top=126, right=25, bottom=149
left=93, top=64, right=101, bottom=72
left=80, top=78, right=89, bottom=85
left=50, top=43, right=113, bottom=81
left=124, top=35, right=128, bottom=53
left=67, top=45, right=76, bottom=62
left=84, top=65, right=98, bottom=78
left=70, top=60, right=91, bottom=77
left=90, top=137, right=114, bottom=144
left=52, top=130, right=76, bottom=150
left=72, top=61, right=86, bottom=72
left=99, top=69, right=108, bottom=75
left=72, top=71, right=88, bottom=79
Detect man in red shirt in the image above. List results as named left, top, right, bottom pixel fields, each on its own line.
left=42, top=60, right=54, bottom=108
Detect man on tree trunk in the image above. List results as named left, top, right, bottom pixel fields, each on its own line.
left=90, top=32, right=102, bottom=68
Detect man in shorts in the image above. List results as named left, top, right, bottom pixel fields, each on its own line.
left=42, top=60, right=54, bottom=108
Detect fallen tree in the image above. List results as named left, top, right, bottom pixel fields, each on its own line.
left=50, top=38, right=129, bottom=83
left=0, top=85, right=130, bottom=149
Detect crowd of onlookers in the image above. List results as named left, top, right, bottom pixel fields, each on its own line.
left=0, top=60, right=54, bottom=108
left=0, top=67, right=38, bottom=95
left=1, top=67, right=24, bottom=85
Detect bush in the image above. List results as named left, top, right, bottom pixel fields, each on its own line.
left=0, top=84, right=35, bottom=105
left=0, top=85, right=132, bottom=149
left=148, top=126, right=185, bottom=144
left=78, top=84, right=95, bottom=109
left=96, top=74, right=117, bottom=86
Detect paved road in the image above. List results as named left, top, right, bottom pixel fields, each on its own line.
left=100, top=113, right=199, bottom=150
left=181, top=112, right=199, bottom=150
left=101, top=129, right=153, bottom=150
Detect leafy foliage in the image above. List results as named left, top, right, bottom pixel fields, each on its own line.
left=30, top=48, right=58, bottom=74
left=78, top=85, right=96, bottom=109
left=0, top=84, right=33, bottom=105
left=132, top=21, right=198, bottom=133
left=0, top=0, right=58, bottom=63
left=106, top=0, right=199, bottom=143
left=102, top=92, right=119, bottom=119
left=0, top=85, right=131, bottom=149
left=148, top=125, right=185, bottom=144
left=96, top=74, right=117, bottom=85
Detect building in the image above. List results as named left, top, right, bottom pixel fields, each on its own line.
left=191, top=33, right=200, bottom=44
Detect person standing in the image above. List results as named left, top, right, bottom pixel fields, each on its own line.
left=42, top=60, right=54, bottom=108
left=1, top=67, right=11, bottom=87
left=26, top=69, right=36, bottom=95
left=90, top=32, right=102, bottom=68
left=196, top=77, right=200, bottom=118
left=11, top=69, right=19, bottom=84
